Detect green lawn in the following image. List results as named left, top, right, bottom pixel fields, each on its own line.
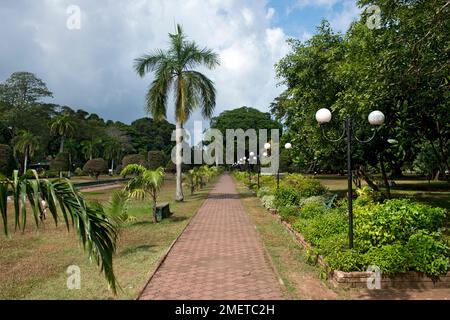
left=0, top=174, right=215, bottom=299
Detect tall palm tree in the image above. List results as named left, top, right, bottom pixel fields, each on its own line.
left=120, top=165, right=164, bottom=223
left=104, top=138, right=122, bottom=174
left=81, top=139, right=101, bottom=161
left=50, top=114, right=76, bottom=153
left=12, top=130, right=39, bottom=174
left=0, top=170, right=118, bottom=293
left=134, top=24, right=219, bottom=202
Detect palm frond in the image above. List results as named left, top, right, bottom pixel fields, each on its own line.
left=0, top=171, right=119, bottom=294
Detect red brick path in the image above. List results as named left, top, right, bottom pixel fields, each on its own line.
left=139, top=174, right=283, bottom=300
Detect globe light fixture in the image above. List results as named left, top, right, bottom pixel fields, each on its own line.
left=314, top=108, right=385, bottom=249
left=264, top=142, right=271, bottom=150
left=368, top=110, right=385, bottom=126
left=285, top=142, right=292, bottom=149
left=315, top=108, right=332, bottom=124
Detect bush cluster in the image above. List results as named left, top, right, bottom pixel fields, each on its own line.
left=240, top=171, right=450, bottom=277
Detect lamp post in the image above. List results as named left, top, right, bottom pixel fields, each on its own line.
left=315, top=108, right=385, bottom=249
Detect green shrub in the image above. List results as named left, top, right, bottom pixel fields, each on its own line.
left=257, top=186, right=270, bottom=198
left=279, top=206, right=300, bottom=222
left=354, top=186, right=382, bottom=206
left=274, top=185, right=300, bottom=208
left=274, top=175, right=328, bottom=208
left=354, top=199, right=447, bottom=249
left=363, top=244, right=409, bottom=275
left=325, top=249, right=366, bottom=272
left=300, top=201, right=327, bottom=219
left=281, top=174, right=328, bottom=197
left=299, top=195, right=326, bottom=208
left=293, top=210, right=347, bottom=247
left=406, top=232, right=450, bottom=277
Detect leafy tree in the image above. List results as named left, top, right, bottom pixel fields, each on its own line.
left=11, top=130, right=40, bottom=174
left=83, top=158, right=108, bottom=179
left=104, top=138, right=123, bottom=174
left=210, top=106, right=282, bottom=161
left=120, top=165, right=164, bottom=223
left=81, top=139, right=101, bottom=161
left=0, top=170, right=118, bottom=293
left=50, top=113, right=76, bottom=153
left=0, top=72, right=52, bottom=107
left=134, top=24, right=219, bottom=202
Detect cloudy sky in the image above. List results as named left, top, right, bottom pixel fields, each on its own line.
left=0, top=0, right=362, bottom=130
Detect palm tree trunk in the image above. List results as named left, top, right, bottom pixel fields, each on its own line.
left=152, top=194, right=158, bottom=223
left=23, top=151, right=28, bottom=174
left=175, top=120, right=184, bottom=202
left=60, top=135, right=65, bottom=153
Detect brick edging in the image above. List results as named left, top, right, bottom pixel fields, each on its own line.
left=135, top=178, right=220, bottom=300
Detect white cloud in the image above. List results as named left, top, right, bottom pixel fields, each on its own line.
left=329, top=1, right=362, bottom=32
left=0, top=0, right=289, bottom=131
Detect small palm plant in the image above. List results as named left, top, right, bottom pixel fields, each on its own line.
left=120, top=165, right=164, bottom=223
left=0, top=170, right=118, bottom=293
left=12, top=130, right=39, bottom=174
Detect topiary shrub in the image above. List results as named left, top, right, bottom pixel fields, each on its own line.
left=83, top=158, right=108, bottom=180
left=147, top=150, right=166, bottom=170
left=50, top=152, right=69, bottom=172
left=122, top=154, right=147, bottom=168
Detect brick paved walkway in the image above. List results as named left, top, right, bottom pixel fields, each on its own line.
left=139, top=174, right=283, bottom=300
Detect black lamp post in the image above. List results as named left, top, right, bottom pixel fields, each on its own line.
left=315, top=108, right=385, bottom=249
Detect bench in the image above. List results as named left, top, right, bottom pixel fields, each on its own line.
left=155, top=202, right=172, bottom=221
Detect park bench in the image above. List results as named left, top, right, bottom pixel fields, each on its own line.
left=155, top=202, right=172, bottom=221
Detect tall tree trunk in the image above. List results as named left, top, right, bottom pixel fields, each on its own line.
left=175, top=120, right=184, bottom=202
left=152, top=195, right=158, bottom=223
left=379, top=154, right=391, bottom=199
left=59, top=135, right=65, bottom=154
left=23, top=152, right=28, bottom=174
left=68, top=153, right=72, bottom=178
left=111, top=158, right=115, bottom=175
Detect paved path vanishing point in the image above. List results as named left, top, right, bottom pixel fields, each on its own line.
left=139, top=174, right=283, bottom=300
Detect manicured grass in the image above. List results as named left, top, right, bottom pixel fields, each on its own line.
left=0, top=174, right=215, bottom=300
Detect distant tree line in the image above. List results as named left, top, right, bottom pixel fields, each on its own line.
left=0, top=71, right=175, bottom=176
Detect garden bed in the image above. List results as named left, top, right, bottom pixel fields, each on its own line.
left=267, top=207, right=450, bottom=289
